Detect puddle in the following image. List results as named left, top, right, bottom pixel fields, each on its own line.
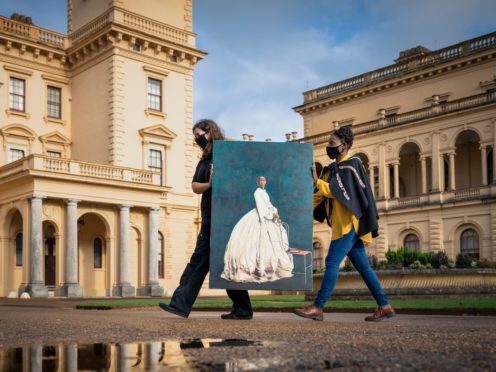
left=0, top=339, right=281, bottom=371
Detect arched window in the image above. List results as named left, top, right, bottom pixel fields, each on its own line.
left=313, top=241, right=323, bottom=270
left=93, top=238, right=103, bottom=268
left=158, top=233, right=164, bottom=279
left=403, top=233, right=420, bottom=251
left=460, top=228, right=479, bottom=259
left=15, top=233, right=23, bottom=266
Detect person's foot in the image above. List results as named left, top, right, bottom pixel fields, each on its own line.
left=293, top=304, right=323, bottom=321
left=220, top=312, right=253, bottom=320
left=158, top=303, right=188, bottom=318
left=364, top=305, right=396, bottom=321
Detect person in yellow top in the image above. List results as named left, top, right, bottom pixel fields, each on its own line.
left=294, top=126, right=395, bottom=321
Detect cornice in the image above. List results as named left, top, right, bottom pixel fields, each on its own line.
left=0, top=34, right=67, bottom=65
left=295, top=50, right=496, bottom=114
left=0, top=54, right=68, bottom=77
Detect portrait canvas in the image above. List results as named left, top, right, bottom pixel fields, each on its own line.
left=209, top=141, right=314, bottom=291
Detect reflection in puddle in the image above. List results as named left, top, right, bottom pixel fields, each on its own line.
left=0, top=339, right=279, bottom=371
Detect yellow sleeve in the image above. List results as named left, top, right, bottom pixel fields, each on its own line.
left=316, top=179, right=334, bottom=199
left=313, top=187, right=325, bottom=209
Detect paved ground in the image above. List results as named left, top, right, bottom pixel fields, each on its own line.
left=0, top=299, right=495, bottom=370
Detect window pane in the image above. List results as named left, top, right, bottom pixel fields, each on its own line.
left=9, top=78, right=25, bottom=111
left=16, top=233, right=23, bottom=266
left=461, top=229, right=479, bottom=259
left=158, top=233, right=164, bottom=278
left=47, top=151, right=62, bottom=158
left=47, top=86, right=61, bottom=118
left=404, top=234, right=420, bottom=251
left=9, top=149, right=25, bottom=163
left=147, top=78, right=162, bottom=111
left=94, top=238, right=102, bottom=268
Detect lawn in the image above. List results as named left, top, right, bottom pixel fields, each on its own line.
left=75, top=295, right=496, bottom=311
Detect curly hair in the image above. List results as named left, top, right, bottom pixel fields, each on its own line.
left=193, top=119, right=225, bottom=159
left=331, top=126, right=354, bottom=149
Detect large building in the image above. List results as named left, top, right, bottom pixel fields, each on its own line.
left=0, top=0, right=208, bottom=297
left=294, top=32, right=496, bottom=268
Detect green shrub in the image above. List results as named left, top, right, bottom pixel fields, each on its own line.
left=386, top=247, right=432, bottom=268
left=342, top=258, right=355, bottom=271
left=408, top=260, right=424, bottom=269
left=431, top=251, right=450, bottom=268
left=455, top=254, right=474, bottom=268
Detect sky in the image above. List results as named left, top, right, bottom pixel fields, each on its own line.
left=1, top=0, right=495, bottom=141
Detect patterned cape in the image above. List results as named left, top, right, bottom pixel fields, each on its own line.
left=313, top=156, right=379, bottom=238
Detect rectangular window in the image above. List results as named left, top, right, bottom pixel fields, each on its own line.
left=149, top=149, right=163, bottom=185
left=9, top=77, right=25, bottom=112
left=94, top=238, right=102, bottom=269
left=16, top=233, right=23, bottom=267
left=8, top=148, right=25, bottom=163
left=147, top=78, right=162, bottom=111
left=158, top=234, right=164, bottom=279
left=47, top=86, right=61, bottom=118
left=47, top=151, right=62, bottom=158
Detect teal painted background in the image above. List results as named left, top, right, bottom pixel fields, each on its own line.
left=210, top=141, right=314, bottom=290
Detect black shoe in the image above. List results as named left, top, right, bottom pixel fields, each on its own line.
left=221, top=312, right=253, bottom=320
left=159, top=303, right=188, bottom=318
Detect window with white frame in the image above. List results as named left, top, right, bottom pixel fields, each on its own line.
left=147, top=78, right=162, bottom=111
left=47, top=151, right=62, bottom=158
left=149, top=149, right=163, bottom=185
left=8, top=148, right=25, bottom=163
left=9, top=77, right=26, bottom=112
left=47, top=86, right=61, bottom=119
left=158, top=232, right=164, bottom=279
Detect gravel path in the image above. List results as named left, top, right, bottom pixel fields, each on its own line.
left=0, top=299, right=495, bottom=370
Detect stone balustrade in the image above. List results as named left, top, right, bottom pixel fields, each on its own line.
left=295, top=91, right=496, bottom=145
left=0, top=15, right=68, bottom=48
left=303, top=31, right=496, bottom=103
left=0, top=154, right=161, bottom=186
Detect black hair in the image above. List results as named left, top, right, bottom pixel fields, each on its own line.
left=331, top=126, right=354, bottom=149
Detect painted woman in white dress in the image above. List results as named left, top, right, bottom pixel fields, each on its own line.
left=221, top=176, right=294, bottom=283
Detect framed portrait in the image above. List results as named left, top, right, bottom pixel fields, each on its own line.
left=209, top=141, right=314, bottom=291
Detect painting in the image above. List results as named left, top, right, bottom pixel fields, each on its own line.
left=209, top=140, right=314, bottom=291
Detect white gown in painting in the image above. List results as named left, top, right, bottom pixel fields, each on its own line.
left=221, top=187, right=294, bottom=283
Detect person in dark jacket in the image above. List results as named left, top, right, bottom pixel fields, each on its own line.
left=294, top=126, right=395, bottom=321
left=159, top=119, right=253, bottom=320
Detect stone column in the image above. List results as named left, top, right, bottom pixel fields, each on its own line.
left=493, top=120, right=496, bottom=184
left=431, top=132, right=441, bottom=192
left=26, top=196, right=48, bottom=298
left=378, top=144, right=386, bottom=199
left=62, top=199, right=83, bottom=297
left=384, top=164, right=391, bottom=199
left=420, top=156, right=427, bottom=194
left=481, top=145, right=488, bottom=185
left=29, top=345, right=42, bottom=372
left=393, top=161, right=400, bottom=198
left=65, top=343, right=78, bottom=372
left=138, top=207, right=164, bottom=296
left=113, top=205, right=135, bottom=297
left=449, top=152, right=456, bottom=190
left=369, top=166, right=375, bottom=198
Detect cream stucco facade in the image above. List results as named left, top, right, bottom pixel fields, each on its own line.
left=294, top=33, right=496, bottom=266
left=0, top=0, right=213, bottom=298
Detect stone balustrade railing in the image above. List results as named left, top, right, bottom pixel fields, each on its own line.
left=0, top=15, right=68, bottom=48
left=303, top=31, right=496, bottom=103
left=0, top=155, right=161, bottom=186
left=295, top=91, right=496, bottom=145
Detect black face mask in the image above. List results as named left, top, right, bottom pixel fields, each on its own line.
left=195, top=133, right=209, bottom=149
left=326, top=145, right=342, bottom=160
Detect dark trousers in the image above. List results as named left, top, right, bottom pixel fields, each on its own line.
left=170, top=230, right=252, bottom=316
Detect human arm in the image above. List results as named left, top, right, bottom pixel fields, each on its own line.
left=192, top=164, right=213, bottom=194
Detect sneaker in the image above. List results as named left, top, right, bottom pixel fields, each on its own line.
left=158, top=303, right=188, bottom=318
left=293, top=304, right=324, bottom=321
left=364, top=305, right=396, bottom=322
left=220, top=312, right=253, bottom=320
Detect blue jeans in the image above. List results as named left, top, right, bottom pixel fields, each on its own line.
left=314, top=228, right=389, bottom=309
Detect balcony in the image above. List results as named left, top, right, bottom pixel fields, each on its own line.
left=0, top=15, right=68, bottom=48
left=0, top=154, right=161, bottom=186
left=295, top=91, right=496, bottom=144
left=375, top=185, right=495, bottom=212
